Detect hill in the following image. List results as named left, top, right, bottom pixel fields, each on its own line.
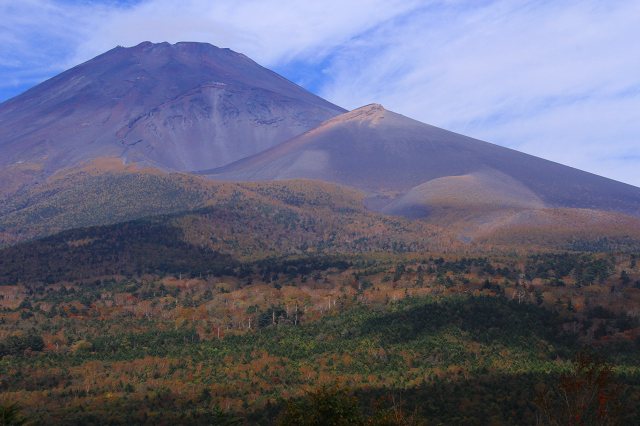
left=0, top=158, right=455, bottom=250
left=2, top=158, right=640, bottom=254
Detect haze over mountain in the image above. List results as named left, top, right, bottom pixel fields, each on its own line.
left=206, top=104, right=640, bottom=218
left=0, top=41, right=344, bottom=174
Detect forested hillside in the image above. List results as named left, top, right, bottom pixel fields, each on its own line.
left=2, top=251, right=639, bottom=424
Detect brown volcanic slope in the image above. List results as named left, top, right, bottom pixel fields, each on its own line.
left=205, top=104, right=640, bottom=218
left=0, top=41, right=344, bottom=175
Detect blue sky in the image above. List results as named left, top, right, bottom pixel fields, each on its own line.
left=1, top=0, right=639, bottom=187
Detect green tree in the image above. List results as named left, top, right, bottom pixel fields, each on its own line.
left=277, top=386, right=364, bottom=426
left=209, top=406, right=241, bottom=426
left=0, top=403, right=27, bottom=426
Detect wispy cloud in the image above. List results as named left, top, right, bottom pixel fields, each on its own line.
left=319, top=1, right=640, bottom=186
left=0, top=0, right=113, bottom=99
left=68, top=0, right=422, bottom=65
left=1, top=0, right=639, bottom=186
left=0, top=0, right=421, bottom=97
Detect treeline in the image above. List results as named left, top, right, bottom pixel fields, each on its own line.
left=252, top=256, right=352, bottom=282
left=525, top=253, right=614, bottom=284
left=0, top=333, right=44, bottom=356
left=90, top=328, right=200, bottom=358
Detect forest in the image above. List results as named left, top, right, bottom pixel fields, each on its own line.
left=1, top=249, right=640, bottom=424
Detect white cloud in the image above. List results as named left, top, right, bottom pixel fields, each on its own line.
left=69, top=0, right=422, bottom=66
left=1, top=0, right=639, bottom=186
left=1, top=0, right=422, bottom=76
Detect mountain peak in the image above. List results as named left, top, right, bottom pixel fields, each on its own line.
left=321, top=103, right=387, bottom=128
left=132, top=40, right=168, bottom=49
left=356, top=103, right=385, bottom=111
left=0, top=41, right=345, bottom=173
left=106, top=40, right=249, bottom=62
left=128, top=40, right=220, bottom=50
left=349, top=103, right=386, bottom=116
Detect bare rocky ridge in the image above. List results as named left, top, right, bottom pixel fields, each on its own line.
left=0, top=41, right=344, bottom=174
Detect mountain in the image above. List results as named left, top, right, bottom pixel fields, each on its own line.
left=0, top=41, right=344, bottom=176
left=205, top=104, right=640, bottom=218
left=1, top=43, right=639, bottom=250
